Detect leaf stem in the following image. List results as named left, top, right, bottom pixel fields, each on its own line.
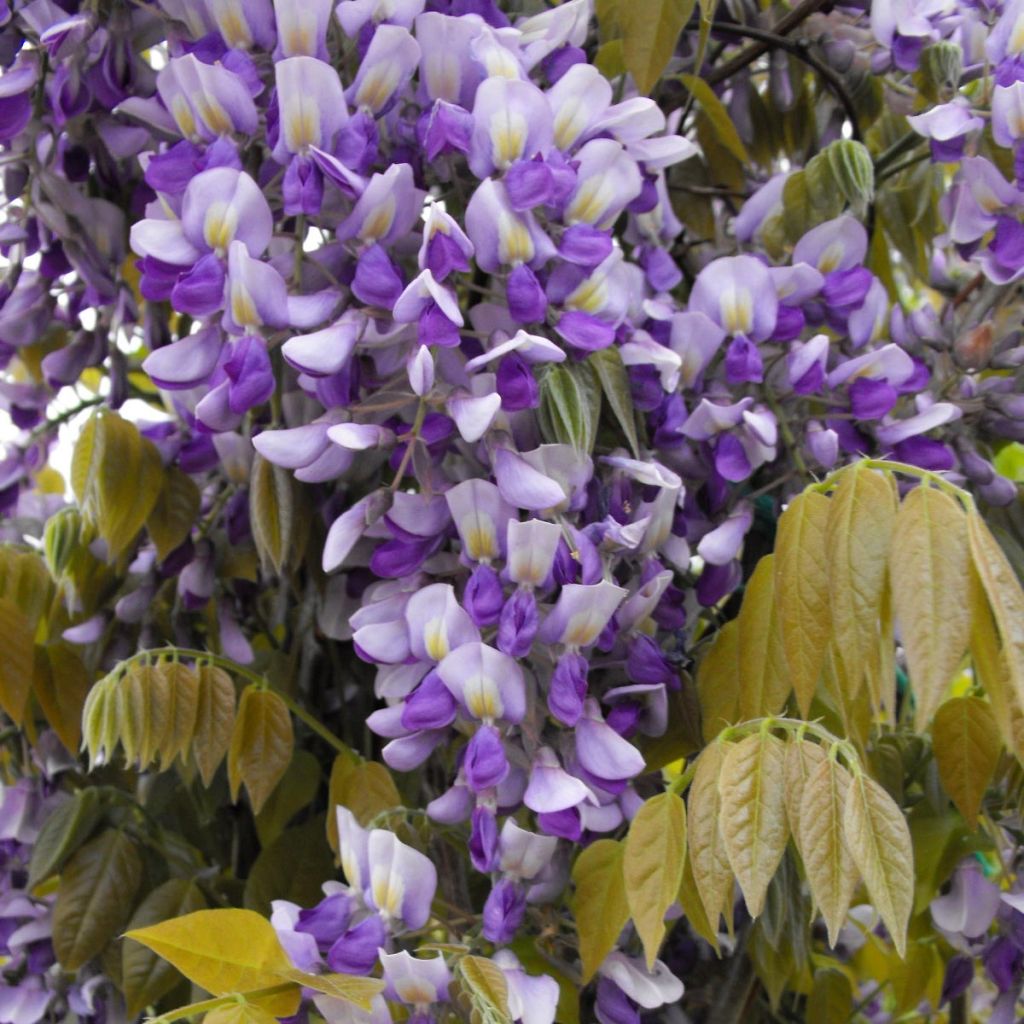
left=118, top=648, right=350, bottom=755
left=148, top=984, right=295, bottom=1024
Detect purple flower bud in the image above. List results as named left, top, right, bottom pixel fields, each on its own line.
left=327, top=915, right=388, bottom=975
left=482, top=879, right=527, bottom=943
left=496, top=352, right=539, bottom=411
left=505, top=159, right=555, bottom=211
left=296, top=893, right=353, bottom=950
left=470, top=805, right=500, bottom=872
left=595, top=978, right=640, bottom=1024
left=548, top=652, right=588, bottom=726
left=421, top=99, right=473, bottom=161
left=352, top=244, right=403, bottom=309
left=497, top=588, right=539, bottom=658
left=538, top=807, right=582, bottom=841
left=626, top=634, right=674, bottom=685
left=849, top=378, right=898, bottom=420
left=464, top=563, right=505, bottom=627
left=941, top=955, right=974, bottom=1005
left=724, top=335, right=763, bottom=384
left=985, top=936, right=1022, bottom=992
left=506, top=264, right=547, bottom=324
left=171, top=253, right=226, bottom=317
left=559, top=225, right=613, bottom=267
left=464, top=725, right=509, bottom=792
left=282, top=155, right=324, bottom=216
left=402, top=670, right=458, bottom=731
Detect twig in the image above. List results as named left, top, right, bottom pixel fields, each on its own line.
left=705, top=0, right=832, bottom=86
left=709, top=21, right=862, bottom=141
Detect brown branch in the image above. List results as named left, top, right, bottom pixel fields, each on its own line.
left=705, top=0, right=831, bottom=86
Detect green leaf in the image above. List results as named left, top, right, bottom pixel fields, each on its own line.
left=459, top=955, right=512, bottom=1024
left=193, top=664, right=237, bottom=787
left=890, top=485, right=971, bottom=726
left=774, top=492, right=832, bottom=716
left=806, top=968, right=854, bottom=1024
left=967, top=508, right=1024, bottom=710
left=621, top=0, right=696, bottom=94
left=571, top=839, right=629, bottom=983
left=696, top=620, right=740, bottom=743
left=147, top=467, right=200, bottom=562
left=122, top=880, right=208, bottom=1017
left=244, top=816, right=335, bottom=915
left=843, top=772, right=914, bottom=957
left=826, top=465, right=897, bottom=691
left=588, top=348, right=640, bottom=458
left=737, top=555, right=790, bottom=720
left=228, top=687, right=294, bottom=815
left=250, top=455, right=301, bottom=576
left=678, top=74, right=749, bottom=163
left=540, top=365, right=592, bottom=454
left=28, top=787, right=105, bottom=890
left=970, top=566, right=1024, bottom=762
left=124, top=909, right=301, bottom=1017
left=623, top=792, right=686, bottom=968
left=687, top=743, right=734, bottom=932
left=797, top=756, right=859, bottom=947
left=0, top=597, right=34, bottom=725
left=823, top=139, right=875, bottom=210
left=255, top=750, right=322, bottom=846
left=73, top=411, right=163, bottom=560
left=53, top=829, right=142, bottom=970
left=932, top=696, right=1000, bottom=827
left=717, top=733, right=788, bottom=919
left=35, top=643, right=91, bottom=752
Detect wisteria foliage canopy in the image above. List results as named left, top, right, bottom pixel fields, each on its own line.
left=1, top=0, right=1024, bottom=1019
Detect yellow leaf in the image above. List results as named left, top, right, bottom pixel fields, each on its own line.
left=889, top=486, right=970, bottom=726
left=280, top=971, right=383, bottom=1011
left=863, top=574, right=896, bottom=720
left=687, top=743, right=734, bottom=932
left=931, top=696, right=1000, bottom=827
left=797, top=756, right=859, bottom=947
left=737, top=555, right=790, bottom=720
left=782, top=737, right=827, bottom=839
left=967, top=508, right=1024, bottom=710
left=677, top=73, right=749, bottom=162
left=193, top=664, right=237, bottom=787
left=228, top=687, right=294, bottom=814
left=123, top=879, right=208, bottom=1017
left=623, top=791, right=687, bottom=968
left=329, top=758, right=401, bottom=830
left=0, top=597, right=34, bottom=724
left=696, top=620, right=740, bottom=743
left=204, top=1004, right=278, bottom=1024
left=147, top=467, right=200, bottom=562
left=459, top=954, right=511, bottom=1021
left=571, top=839, right=629, bottom=983
left=969, top=567, right=1024, bottom=761
left=250, top=455, right=299, bottom=576
left=677, top=849, right=719, bottom=954
left=717, top=732, right=788, bottom=919
left=843, top=772, right=914, bottom=957
left=35, top=643, right=91, bottom=752
left=826, top=466, right=897, bottom=689
left=124, top=909, right=300, bottom=1017
left=155, top=661, right=200, bottom=766
left=775, top=492, right=832, bottom=716
left=620, top=0, right=696, bottom=94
